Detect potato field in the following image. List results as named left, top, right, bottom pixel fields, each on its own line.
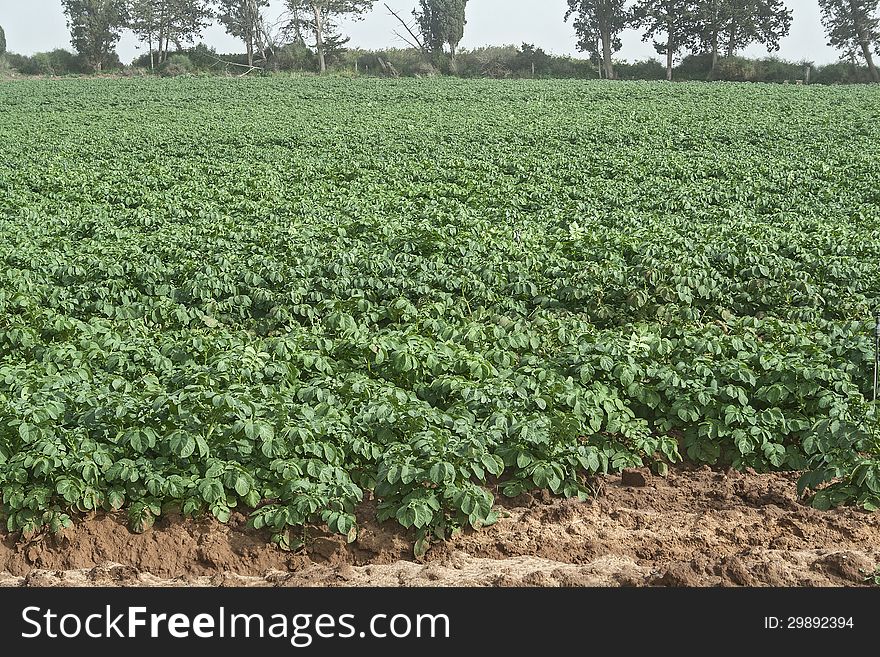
left=1, top=77, right=880, bottom=567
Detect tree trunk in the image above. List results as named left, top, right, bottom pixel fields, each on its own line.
left=601, top=30, right=614, bottom=80
left=666, top=27, right=674, bottom=81
left=708, top=32, right=719, bottom=80
left=148, top=32, right=154, bottom=71
left=157, top=5, right=165, bottom=64
left=247, top=39, right=254, bottom=67
left=847, top=0, right=878, bottom=82
left=862, top=38, right=879, bottom=82
left=312, top=3, right=326, bottom=73
left=727, top=24, right=735, bottom=57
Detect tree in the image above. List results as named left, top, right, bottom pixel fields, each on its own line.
left=819, top=0, right=880, bottom=82
left=722, top=0, right=792, bottom=57
left=61, top=0, right=128, bottom=72
left=0, top=24, right=6, bottom=58
left=128, top=0, right=159, bottom=69
left=564, top=0, right=629, bottom=79
left=285, top=1, right=376, bottom=73
left=632, top=0, right=697, bottom=80
left=128, top=0, right=214, bottom=67
left=217, top=0, right=270, bottom=66
left=689, top=0, right=791, bottom=77
left=413, top=0, right=468, bottom=69
left=689, top=0, right=726, bottom=73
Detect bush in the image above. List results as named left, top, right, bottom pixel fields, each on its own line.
left=616, top=59, right=666, bottom=80
left=813, top=61, right=874, bottom=84
left=272, top=43, right=317, bottom=72
left=753, top=57, right=812, bottom=83
left=188, top=43, right=220, bottom=70
left=457, top=46, right=519, bottom=78
left=4, top=49, right=89, bottom=75
left=345, top=48, right=434, bottom=77
left=713, top=56, right=758, bottom=81
left=160, top=54, right=193, bottom=77
left=674, top=53, right=714, bottom=80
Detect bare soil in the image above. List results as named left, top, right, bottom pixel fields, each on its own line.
left=2, top=465, right=877, bottom=587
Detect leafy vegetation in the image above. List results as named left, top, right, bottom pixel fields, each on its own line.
left=1, top=78, right=879, bottom=554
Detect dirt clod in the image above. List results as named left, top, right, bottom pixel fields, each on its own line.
left=813, top=551, right=874, bottom=584
left=621, top=469, right=650, bottom=487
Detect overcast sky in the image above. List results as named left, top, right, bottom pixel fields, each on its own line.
left=0, top=0, right=840, bottom=65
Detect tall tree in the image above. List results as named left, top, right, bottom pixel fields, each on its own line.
left=632, top=0, right=697, bottom=80
left=128, top=0, right=214, bottom=66
left=414, top=0, right=468, bottom=69
left=564, top=0, right=629, bottom=80
left=217, top=0, right=270, bottom=66
left=0, top=24, right=6, bottom=58
left=721, top=0, right=792, bottom=57
left=61, top=0, right=128, bottom=72
left=819, top=0, right=880, bottom=82
left=689, top=0, right=791, bottom=76
left=285, top=1, right=376, bottom=73
left=690, top=0, right=726, bottom=73
left=128, top=0, right=159, bottom=69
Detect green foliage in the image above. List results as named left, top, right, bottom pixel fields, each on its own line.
left=129, top=0, right=214, bottom=68
left=565, top=0, right=630, bottom=77
left=272, top=43, right=319, bottom=71
left=2, top=49, right=92, bottom=76
left=61, top=0, right=128, bottom=72
left=631, top=0, right=697, bottom=77
left=690, top=0, right=793, bottom=59
left=0, top=78, right=879, bottom=553
left=217, top=0, right=270, bottom=64
left=160, top=53, right=194, bottom=76
left=819, top=0, right=880, bottom=82
left=414, top=0, right=468, bottom=59
left=615, top=58, right=667, bottom=79
left=285, top=0, right=376, bottom=72
left=0, top=24, right=6, bottom=58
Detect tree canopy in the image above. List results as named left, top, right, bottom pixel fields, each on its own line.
left=285, top=0, right=376, bottom=72
left=217, top=0, right=271, bottom=66
left=414, top=0, right=468, bottom=64
left=819, top=0, right=880, bottom=81
left=631, top=0, right=698, bottom=80
left=565, top=0, right=629, bottom=79
left=61, top=0, right=128, bottom=71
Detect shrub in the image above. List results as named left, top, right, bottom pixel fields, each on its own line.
left=674, top=53, right=713, bottom=80
left=272, top=43, right=317, bottom=72
left=160, top=54, right=193, bottom=77
left=4, top=49, right=88, bottom=75
left=753, top=57, right=812, bottom=83
left=457, top=46, right=519, bottom=78
left=188, top=43, right=220, bottom=71
left=716, top=56, right=758, bottom=81
left=813, top=61, right=874, bottom=84
left=617, top=59, right=666, bottom=80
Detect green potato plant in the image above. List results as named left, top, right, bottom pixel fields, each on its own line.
left=1, top=77, right=879, bottom=554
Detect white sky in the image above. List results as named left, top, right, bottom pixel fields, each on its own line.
left=0, top=0, right=840, bottom=65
